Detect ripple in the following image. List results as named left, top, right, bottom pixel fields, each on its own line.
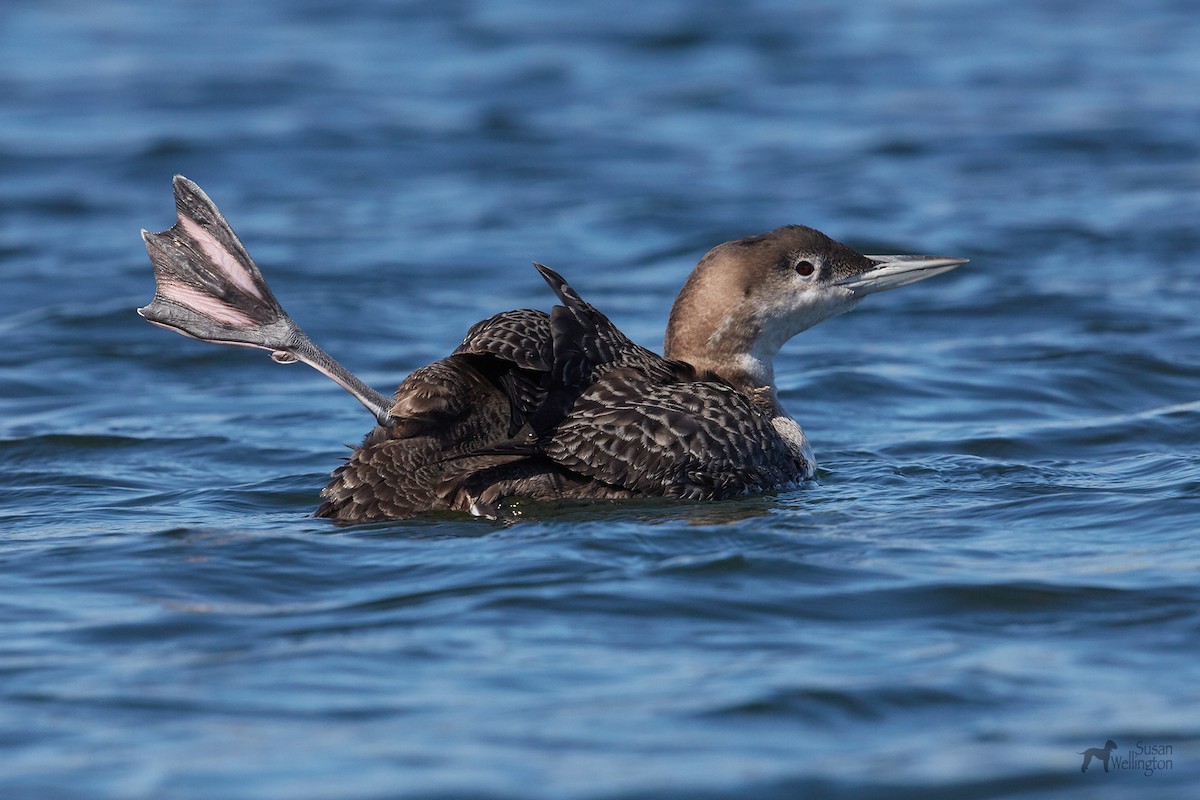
left=4, top=0, right=1200, bottom=797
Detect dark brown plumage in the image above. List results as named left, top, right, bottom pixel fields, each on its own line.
left=140, top=177, right=965, bottom=521
left=314, top=263, right=808, bottom=520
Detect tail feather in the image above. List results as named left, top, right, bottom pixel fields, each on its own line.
left=533, top=261, right=634, bottom=384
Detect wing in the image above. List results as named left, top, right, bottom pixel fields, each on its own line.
left=447, top=265, right=800, bottom=500
left=544, top=367, right=807, bottom=500
left=533, top=262, right=676, bottom=385
left=453, top=308, right=552, bottom=371
left=318, top=354, right=533, bottom=519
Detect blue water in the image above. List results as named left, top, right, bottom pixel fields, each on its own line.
left=2, top=0, right=1199, bottom=797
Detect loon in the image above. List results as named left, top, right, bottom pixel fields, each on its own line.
left=139, top=176, right=965, bottom=521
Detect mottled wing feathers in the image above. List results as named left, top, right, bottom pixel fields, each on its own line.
left=451, top=309, right=556, bottom=434
left=545, top=368, right=801, bottom=500
left=320, top=262, right=803, bottom=519
left=387, top=358, right=493, bottom=435
left=453, top=308, right=552, bottom=371
left=534, top=263, right=676, bottom=385
left=318, top=356, right=532, bottom=519
left=444, top=267, right=798, bottom=500
left=522, top=266, right=799, bottom=498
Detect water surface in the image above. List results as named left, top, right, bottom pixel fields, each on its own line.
left=2, top=1, right=1199, bottom=797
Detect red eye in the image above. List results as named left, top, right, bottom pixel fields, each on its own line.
left=795, top=260, right=815, bottom=277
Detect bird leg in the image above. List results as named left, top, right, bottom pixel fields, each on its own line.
left=138, top=176, right=395, bottom=426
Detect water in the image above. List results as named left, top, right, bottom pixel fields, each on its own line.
left=2, top=0, right=1199, bottom=797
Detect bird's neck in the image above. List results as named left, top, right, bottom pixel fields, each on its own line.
left=664, top=262, right=790, bottom=414
left=666, top=318, right=784, bottom=416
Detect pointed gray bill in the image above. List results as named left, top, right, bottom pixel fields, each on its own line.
left=836, top=254, right=968, bottom=297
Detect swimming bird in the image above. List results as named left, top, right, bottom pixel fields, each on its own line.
left=139, top=176, right=965, bottom=521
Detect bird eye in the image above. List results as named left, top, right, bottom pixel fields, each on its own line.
left=794, top=260, right=815, bottom=277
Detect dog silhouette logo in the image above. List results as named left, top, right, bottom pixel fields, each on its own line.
left=1079, top=740, right=1118, bottom=773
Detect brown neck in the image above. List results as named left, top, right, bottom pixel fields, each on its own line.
left=663, top=240, right=795, bottom=414
left=666, top=306, right=780, bottom=415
